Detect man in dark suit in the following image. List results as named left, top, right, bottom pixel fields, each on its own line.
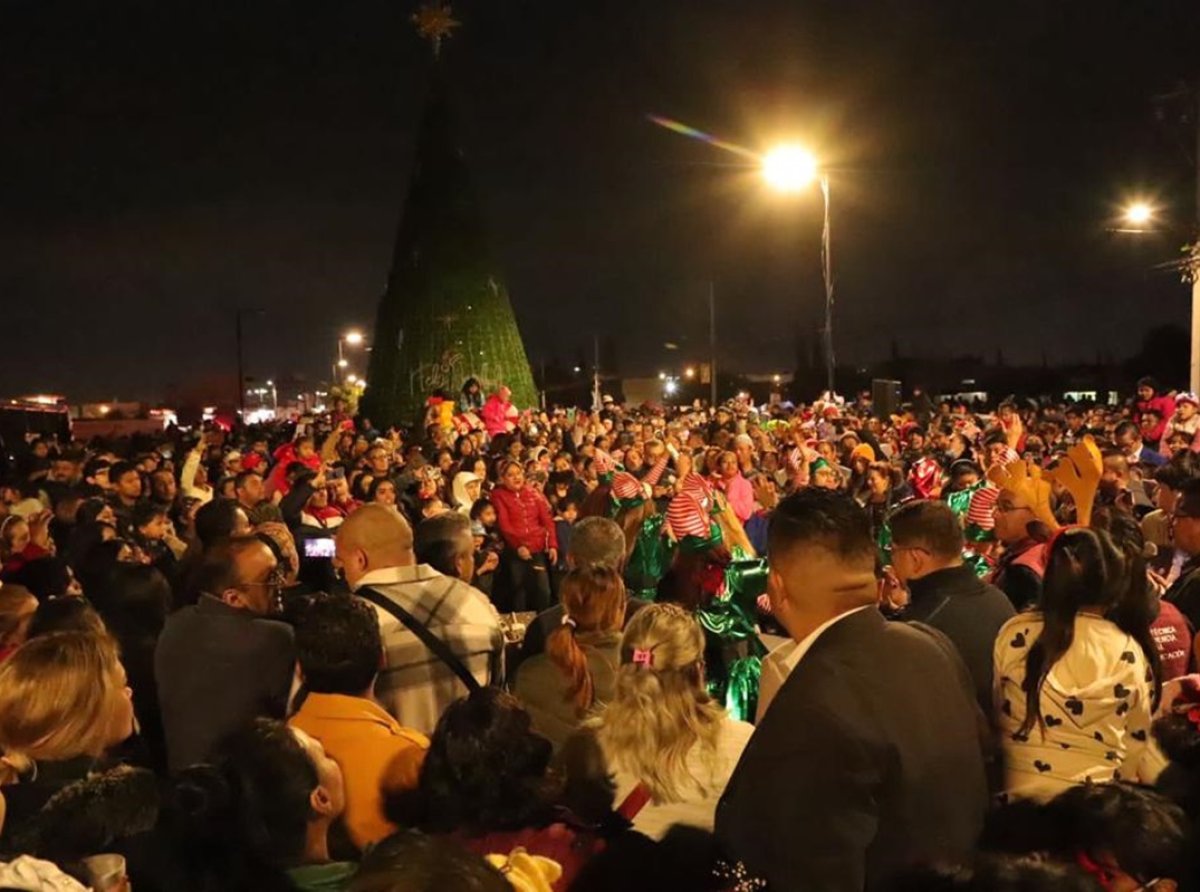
left=888, top=499, right=1015, bottom=715
left=155, top=535, right=295, bottom=771
left=716, top=489, right=988, bottom=891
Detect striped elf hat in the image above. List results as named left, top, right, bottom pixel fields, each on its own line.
left=680, top=473, right=713, bottom=511
left=666, top=492, right=713, bottom=541
left=966, top=486, right=999, bottom=531
left=611, top=471, right=646, bottom=504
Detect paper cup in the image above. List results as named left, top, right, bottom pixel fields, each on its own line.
left=82, top=853, right=127, bottom=891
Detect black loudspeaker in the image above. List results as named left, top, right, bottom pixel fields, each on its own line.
left=872, top=379, right=902, bottom=420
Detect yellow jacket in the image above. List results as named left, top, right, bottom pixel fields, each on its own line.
left=289, top=692, right=429, bottom=849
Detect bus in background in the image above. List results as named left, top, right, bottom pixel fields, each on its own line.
left=0, top=395, right=72, bottom=475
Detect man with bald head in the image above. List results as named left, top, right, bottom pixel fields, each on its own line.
left=715, top=489, right=988, bottom=891
left=155, top=535, right=295, bottom=770
left=336, top=504, right=503, bottom=734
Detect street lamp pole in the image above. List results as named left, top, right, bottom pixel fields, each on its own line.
left=235, top=308, right=264, bottom=416
left=763, top=145, right=836, bottom=395
left=820, top=175, right=835, bottom=396
left=1191, top=87, right=1200, bottom=394
left=708, top=281, right=718, bottom=408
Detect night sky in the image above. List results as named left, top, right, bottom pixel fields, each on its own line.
left=3, top=0, right=1199, bottom=402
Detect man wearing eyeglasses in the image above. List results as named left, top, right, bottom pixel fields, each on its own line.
left=155, top=535, right=295, bottom=772
left=1163, top=479, right=1200, bottom=634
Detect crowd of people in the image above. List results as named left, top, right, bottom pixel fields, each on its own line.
left=1, top=373, right=1200, bottom=889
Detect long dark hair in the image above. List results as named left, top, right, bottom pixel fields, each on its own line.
left=415, top=689, right=558, bottom=836
left=1019, top=527, right=1124, bottom=736
left=161, top=718, right=317, bottom=892
left=1095, top=512, right=1163, bottom=711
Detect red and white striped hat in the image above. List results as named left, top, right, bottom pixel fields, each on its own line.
left=681, top=473, right=713, bottom=509
left=593, top=450, right=617, bottom=477
left=667, top=492, right=712, bottom=541
left=966, top=486, right=999, bottom=530
left=611, top=472, right=644, bottom=502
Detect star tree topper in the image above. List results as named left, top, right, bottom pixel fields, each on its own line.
left=412, top=2, right=460, bottom=56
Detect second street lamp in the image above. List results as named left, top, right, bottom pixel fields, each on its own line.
left=335, top=328, right=366, bottom=385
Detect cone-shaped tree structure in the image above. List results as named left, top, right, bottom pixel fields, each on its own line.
left=362, top=76, right=537, bottom=426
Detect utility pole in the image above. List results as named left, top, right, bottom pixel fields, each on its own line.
left=235, top=308, right=264, bottom=417
left=708, top=281, right=717, bottom=408
left=236, top=311, right=245, bottom=416
left=1191, top=86, right=1200, bottom=394
left=592, top=335, right=602, bottom=412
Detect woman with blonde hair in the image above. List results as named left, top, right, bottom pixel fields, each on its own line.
left=514, top=566, right=626, bottom=750
left=0, top=631, right=146, bottom=860
left=562, top=603, right=754, bottom=839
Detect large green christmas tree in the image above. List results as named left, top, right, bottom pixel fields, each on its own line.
left=362, top=64, right=538, bottom=427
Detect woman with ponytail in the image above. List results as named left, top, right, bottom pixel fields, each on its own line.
left=562, top=604, right=753, bottom=840
left=514, top=566, right=626, bottom=751
left=994, top=527, right=1162, bottom=800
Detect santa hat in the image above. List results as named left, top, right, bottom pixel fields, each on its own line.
left=667, top=492, right=713, bottom=541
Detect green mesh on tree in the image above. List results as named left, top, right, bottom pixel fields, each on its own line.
left=362, top=78, right=537, bottom=427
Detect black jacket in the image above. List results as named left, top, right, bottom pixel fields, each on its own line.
left=904, top=564, right=1015, bottom=715
left=1, top=757, right=159, bottom=873
left=715, top=608, right=988, bottom=891
left=154, top=595, right=294, bottom=772
left=993, top=540, right=1043, bottom=611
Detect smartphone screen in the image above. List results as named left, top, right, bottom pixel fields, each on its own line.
left=303, top=538, right=336, bottom=559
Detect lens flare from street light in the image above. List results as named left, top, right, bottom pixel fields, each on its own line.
left=763, top=145, right=818, bottom=193
left=1124, top=202, right=1154, bottom=226
left=337, top=359, right=349, bottom=368
left=664, top=380, right=678, bottom=396
left=685, top=367, right=696, bottom=379
left=346, top=374, right=358, bottom=384
left=343, top=331, right=365, bottom=346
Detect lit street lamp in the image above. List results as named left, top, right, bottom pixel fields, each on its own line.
left=1124, top=202, right=1154, bottom=227
left=334, top=328, right=366, bottom=384
left=764, top=144, right=836, bottom=396
left=763, top=146, right=818, bottom=193
left=1112, top=196, right=1200, bottom=392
